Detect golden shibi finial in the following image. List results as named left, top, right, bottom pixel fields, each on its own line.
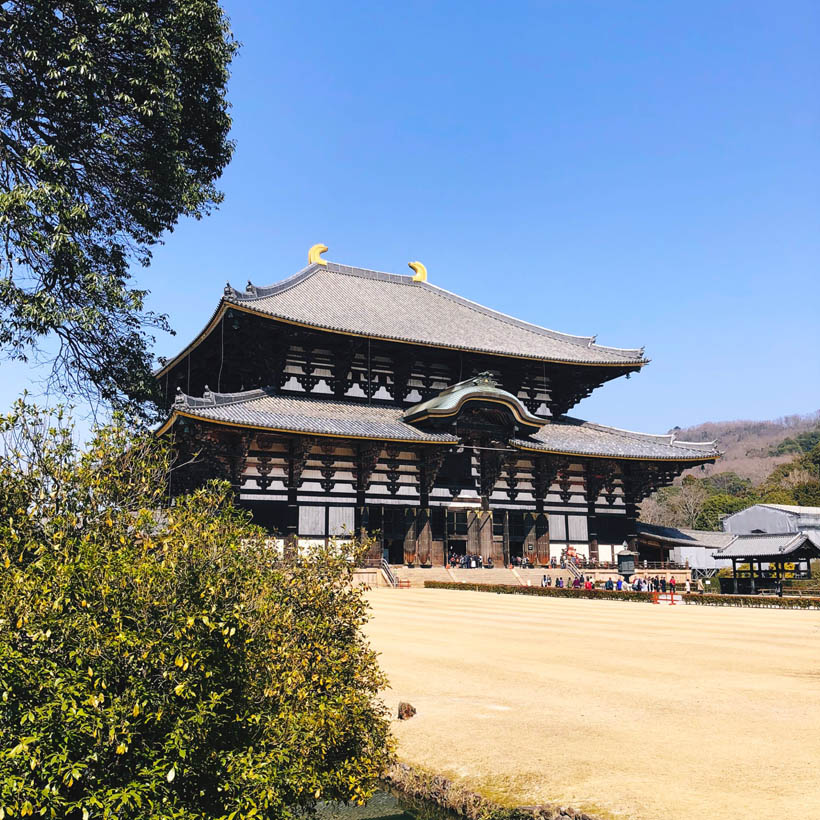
left=308, top=243, right=328, bottom=266
left=408, top=261, right=427, bottom=282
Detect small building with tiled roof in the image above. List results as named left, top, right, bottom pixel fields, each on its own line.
left=158, top=245, right=718, bottom=567
left=711, top=532, right=819, bottom=594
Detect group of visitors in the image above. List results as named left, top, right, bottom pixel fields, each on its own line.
left=540, top=574, right=596, bottom=589
left=539, top=573, right=699, bottom=594
left=448, top=552, right=494, bottom=569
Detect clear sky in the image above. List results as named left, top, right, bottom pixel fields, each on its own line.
left=3, top=0, right=819, bottom=433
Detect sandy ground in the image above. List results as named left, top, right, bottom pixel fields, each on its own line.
left=363, top=588, right=820, bottom=820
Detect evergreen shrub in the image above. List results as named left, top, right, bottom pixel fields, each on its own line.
left=0, top=403, right=392, bottom=820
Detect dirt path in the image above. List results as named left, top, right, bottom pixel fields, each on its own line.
left=363, top=588, right=820, bottom=820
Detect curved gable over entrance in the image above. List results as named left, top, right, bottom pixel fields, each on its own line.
left=402, top=372, right=546, bottom=436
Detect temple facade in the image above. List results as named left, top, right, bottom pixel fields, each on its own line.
left=157, top=245, right=719, bottom=566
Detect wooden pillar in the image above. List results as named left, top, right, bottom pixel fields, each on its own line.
left=443, top=507, right=450, bottom=564
left=502, top=509, right=510, bottom=567
left=523, top=512, right=537, bottom=564
left=285, top=485, right=299, bottom=559
left=403, top=507, right=417, bottom=566
left=535, top=513, right=550, bottom=566
left=587, top=507, right=599, bottom=565
left=467, top=510, right=480, bottom=556
left=624, top=496, right=639, bottom=551
left=749, top=560, right=756, bottom=594
left=732, top=558, right=738, bottom=594
left=416, top=507, right=432, bottom=566
left=477, top=509, right=494, bottom=562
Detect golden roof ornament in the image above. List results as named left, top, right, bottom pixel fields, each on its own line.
left=308, top=243, right=328, bottom=266
left=408, top=261, right=427, bottom=282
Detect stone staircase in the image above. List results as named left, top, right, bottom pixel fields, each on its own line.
left=390, top=565, right=452, bottom=588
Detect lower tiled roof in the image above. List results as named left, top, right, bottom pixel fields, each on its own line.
left=511, top=417, right=719, bottom=461
left=162, top=388, right=720, bottom=463
left=637, top=523, right=736, bottom=549
left=165, top=388, right=459, bottom=443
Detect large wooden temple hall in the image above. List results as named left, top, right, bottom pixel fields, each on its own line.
left=157, top=244, right=719, bottom=566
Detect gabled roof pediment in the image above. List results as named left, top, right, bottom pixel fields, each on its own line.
left=402, top=372, right=546, bottom=435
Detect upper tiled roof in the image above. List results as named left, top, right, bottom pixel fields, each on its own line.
left=161, top=387, right=717, bottom=463
left=511, top=417, right=720, bottom=461
left=217, top=262, right=647, bottom=366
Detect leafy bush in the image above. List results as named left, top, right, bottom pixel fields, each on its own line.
left=0, top=402, right=392, bottom=820
left=423, top=581, right=654, bottom=604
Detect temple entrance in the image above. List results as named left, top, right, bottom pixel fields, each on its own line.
left=507, top=510, right=526, bottom=564
left=447, top=539, right=467, bottom=561
left=383, top=539, right=404, bottom=565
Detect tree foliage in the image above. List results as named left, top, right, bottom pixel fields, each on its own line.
left=0, top=2, right=237, bottom=413
left=767, top=426, right=820, bottom=456
left=0, top=403, right=392, bottom=819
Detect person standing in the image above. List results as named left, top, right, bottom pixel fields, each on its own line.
left=685, top=578, right=691, bottom=594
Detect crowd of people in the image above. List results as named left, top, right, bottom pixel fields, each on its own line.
left=448, top=552, right=494, bottom=569
left=539, top=573, right=700, bottom=594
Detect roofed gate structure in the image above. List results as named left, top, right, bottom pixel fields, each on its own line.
left=157, top=246, right=719, bottom=566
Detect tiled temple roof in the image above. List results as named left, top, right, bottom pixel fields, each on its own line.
left=162, top=388, right=459, bottom=443
left=712, top=532, right=820, bottom=561
left=637, top=523, right=736, bottom=549
left=510, top=417, right=719, bottom=461
left=161, top=387, right=718, bottom=463
left=214, top=262, right=647, bottom=366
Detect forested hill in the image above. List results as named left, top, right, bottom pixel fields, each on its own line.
left=640, top=410, right=820, bottom=529
left=673, top=411, right=820, bottom=483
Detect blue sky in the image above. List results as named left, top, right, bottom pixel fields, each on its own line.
left=3, top=0, right=819, bottom=433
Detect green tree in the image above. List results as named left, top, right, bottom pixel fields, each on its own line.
left=758, top=487, right=795, bottom=505
left=701, top=471, right=752, bottom=496
left=695, top=493, right=751, bottom=531
left=793, top=481, right=820, bottom=506
left=0, top=2, right=237, bottom=413
left=0, top=403, right=392, bottom=819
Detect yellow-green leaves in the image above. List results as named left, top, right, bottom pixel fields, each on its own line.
left=0, top=404, right=392, bottom=819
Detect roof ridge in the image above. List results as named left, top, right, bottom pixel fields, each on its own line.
left=229, top=260, right=647, bottom=361
left=174, top=385, right=273, bottom=408
left=562, top=417, right=719, bottom=452
left=757, top=503, right=820, bottom=512
left=734, top=531, right=802, bottom=540
left=225, top=264, right=320, bottom=301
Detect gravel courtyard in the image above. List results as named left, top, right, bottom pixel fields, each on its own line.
left=363, top=588, right=820, bottom=820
